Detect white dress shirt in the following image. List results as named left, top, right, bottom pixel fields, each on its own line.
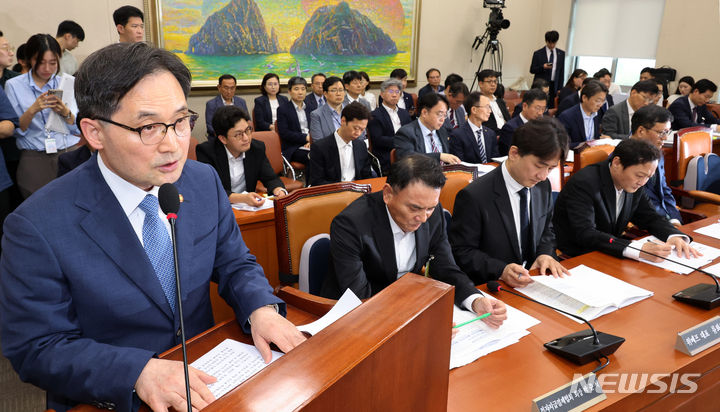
left=270, top=98, right=280, bottom=123
left=418, top=120, right=443, bottom=154
left=501, top=161, right=530, bottom=264
left=294, top=101, right=309, bottom=134
left=225, top=147, right=246, bottom=193
left=467, top=119, right=487, bottom=157
left=97, top=154, right=170, bottom=244
left=489, top=95, right=506, bottom=129
left=383, top=103, right=402, bottom=133
left=334, top=131, right=355, bottom=182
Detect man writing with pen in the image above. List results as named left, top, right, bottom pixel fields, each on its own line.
left=320, top=154, right=507, bottom=328
left=196, top=105, right=288, bottom=206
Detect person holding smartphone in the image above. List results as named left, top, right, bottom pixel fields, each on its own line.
left=5, top=34, right=79, bottom=198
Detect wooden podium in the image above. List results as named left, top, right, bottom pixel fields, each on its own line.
left=71, top=274, right=455, bottom=411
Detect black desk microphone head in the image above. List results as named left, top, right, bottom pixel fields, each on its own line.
left=159, top=183, right=180, bottom=216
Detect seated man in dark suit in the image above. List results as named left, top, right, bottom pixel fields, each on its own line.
left=592, top=68, right=616, bottom=119
left=389, top=68, right=415, bottom=116
left=197, top=105, right=287, bottom=206
left=601, top=80, right=658, bottom=140
left=342, top=70, right=372, bottom=110
left=321, top=154, right=507, bottom=328
left=512, top=79, right=549, bottom=117
left=450, top=118, right=569, bottom=287
left=557, top=80, right=611, bottom=148
left=449, top=91, right=498, bottom=163
left=500, top=89, right=547, bottom=156
left=303, top=72, right=326, bottom=114
left=477, top=69, right=511, bottom=134
left=418, top=68, right=444, bottom=98
left=629, top=105, right=683, bottom=225
left=442, top=82, right=468, bottom=133
left=529, top=30, right=565, bottom=107
left=556, top=76, right=593, bottom=116
left=554, top=139, right=698, bottom=260
left=367, top=78, right=412, bottom=174
left=277, top=76, right=313, bottom=165
left=668, top=79, right=720, bottom=131
left=310, top=76, right=346, bottom=142
left=394, top=92, right=461, bottom=164
left=308, top=102, right=373, bottom=186
left=204, top=74, right=248, bottom=139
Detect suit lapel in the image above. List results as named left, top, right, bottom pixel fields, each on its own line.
left=437, top=127, right=450, bottom=153
left=414, top=219, right=430, bottom=275
left=464, top=123, right=482, bottom=160
left=77, top=156, right=174, bottom=319
left=621, top=103, right=630, bottom=133
left=213, top=140, right=232, bottom=191
left=173, top=172, right=196, bottom=305
left=329, top=136, right=342, bottom=181
left=530, top=184, right=547, bottom=258
left=370, top=195, right=398, bottom=283
left=352, top=140, right=365, bottom=179
left=492, top=169, right=522, bottom=261
left=243, top=144, right=258, bottom=191
left=599, top=163, right=619, bottom=228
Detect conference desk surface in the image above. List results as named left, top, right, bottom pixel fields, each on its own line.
left=449, top=216, right=720, bottom=411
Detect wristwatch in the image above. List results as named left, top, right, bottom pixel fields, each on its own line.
left=64, top=111, right=72, bottom=121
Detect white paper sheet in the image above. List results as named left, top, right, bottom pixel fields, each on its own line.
left=459, top=161, right=496, bottom=175
left=190, top=338, right=283, bottom=399
left=231, top=198, right=274, bottom=212
left=631, top=236, right=720, bottom=275
left=296, top=289, right=362, bottom=336
left=694, top=222, right=720, bottom=241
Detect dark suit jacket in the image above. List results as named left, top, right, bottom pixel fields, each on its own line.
left=557, top=104, right=600, bottom=148
left=557, top=86, right=577, bottom=106
left=553, top=160, right=686, bottom=257
left=449, top=166, right=558, bottom=284
left=394, top=120, right=450, bottom=162
left=304, top=93, right=323, bottom=114
left=367, top=105, right=412, bottom=172
left=557, top=92, right=580, bottom=116
left=668, top=95, right=720, bottom=130
left=205, top=95, right=248, bottom=137
left=529, top=47, right=566, bottom=93
left=321, top=191, right=480, bottom=305
left=418, top=84, right=444, bottom=98
left=600, top=100, right=630, bottom=140
left=253, top=94, right=289, bottom=131
left=448, top=121, right=498, bottom=163
left=485, top=97, right=511, bottom=134
left=57, top=145, right=92, bottom=177
left=196, top=139, right=284, bottom=196
left=442, top=105, right=467, bottom=133
left=644, top=155, right=682, bottom=222
left=308, top=133, right=372, bottom=186
left=498, top=115, right=525, bottom=156
left=0, top=156, right=283, bottom=412
left=276, top=100, right=313, bottom=159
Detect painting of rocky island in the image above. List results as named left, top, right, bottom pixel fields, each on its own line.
left=157, top=0, right=417, bottom=86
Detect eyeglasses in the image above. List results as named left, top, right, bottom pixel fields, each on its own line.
left=430, top=111, right=447, bottom=119
left=229, top=126, right=254, bottom=140
left=219, top=85, right=236, bottom=91
left=473, top=105, right=491, bottom=110
left=97, top=114, right=197, bottom=145
left=482, top=79, right=498, bottom=84
left=327, top=88, right=345, bottom=94
left=0, top=44, right=14, bottom=53
left=649, top=128, right=671, bottom=138
left=385, top=89, right=401, bottom=95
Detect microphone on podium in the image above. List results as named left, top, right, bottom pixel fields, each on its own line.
left=613, top=237, right=720, bottom=309
left=159, top=183, right=192, bottom=412
left=487, top=280, right=625, bottom=365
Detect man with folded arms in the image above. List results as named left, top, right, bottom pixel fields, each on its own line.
left=322, top=154, right=507, bottom=328
left=450, top=118, right=570, bottom=287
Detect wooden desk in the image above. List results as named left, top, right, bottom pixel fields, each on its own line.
left=449, top=216, right=720, bottom=411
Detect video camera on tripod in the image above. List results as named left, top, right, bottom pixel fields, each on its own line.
left=470, top=1, right=511, bottom=90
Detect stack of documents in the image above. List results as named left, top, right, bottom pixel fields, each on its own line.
left=450, top=297, right=540, bottom=369
left=630, top=236, right=720, bottom=274
left=231, top=198, right=274, bottom=212
left=459, top=161, right=496, bottom=175
left=516, top=264, right=653, bottom=323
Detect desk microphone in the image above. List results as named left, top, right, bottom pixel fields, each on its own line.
left=487, top=281, right=624, bottom=365
left=613, top=237, right=720, bottom=309
left=159, top=183, right=191, bottom=412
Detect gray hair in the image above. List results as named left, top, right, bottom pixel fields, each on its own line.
left=380, top=78, right=403, bottom=92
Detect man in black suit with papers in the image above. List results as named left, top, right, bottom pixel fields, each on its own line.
left=321, top=154, right=507, bottom=328
left=553, top=139, right=698, bottom=260
left=449, top=118, right=569, bottom=287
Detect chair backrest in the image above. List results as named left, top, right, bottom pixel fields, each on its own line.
left=572, top=145, right=614, bottom=174
left=252, top=131, right=284, bottom=175
left=275, top=182, right=371, bottom=284
left=676, top=127, right=712, bottom=181
left=299, top=234, right=331, bottom=294
left=187, top=137, right=199, bottom=161
left=439, top=170, right=475, bottom=215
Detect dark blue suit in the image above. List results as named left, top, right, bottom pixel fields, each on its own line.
left=529, top=46, right=566, bottom=102
left=205, top=95, right=248, bottom=137
left=394, top=120, right=451, bottom=162
left=557, top=104, right=600, bottom=148
left=0, top=155, right=283, bottom=411
left=304, top=93, right=324, bottom=115
left=644, top=156, right=682, bottom=222
left=367, top=105, right=412, bottom=173
left=558, top=92, right=612, bottom=120
left=253, top=94, right=289, bottom=131
left=668, top=95, right=720, bottom=130
left=308, top=133, right=372, bottom=186
left=498, top=115, right=525, bottom=156
left=448, top=121, right=498, bottom=163
left=277, top=101, right=313, bottom=160
left=417, top=84, right=444, bottom=98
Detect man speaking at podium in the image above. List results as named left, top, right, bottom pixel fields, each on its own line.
left=0, top=42, right=305, bottom=412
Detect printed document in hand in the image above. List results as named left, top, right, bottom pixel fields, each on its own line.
left=630, top=235, right=720, bottom=274
left=450, top=296, right=540, bottom=369
left=694, top=222, right=720, bottom=241
left=191, top=338, right=283, bottom=399
left=296, top=288, right=362, bottom=336
left=516, top=264, right=653, bottom=323
left=459, top=161, right=496, bottom=175
left=231, top=198, right=274, bottom=212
